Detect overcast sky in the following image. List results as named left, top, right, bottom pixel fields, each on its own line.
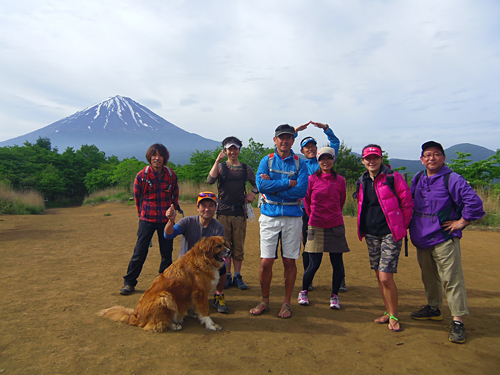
left=1, top=0, right=499, bottom=159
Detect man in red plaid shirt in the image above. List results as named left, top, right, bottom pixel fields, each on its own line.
left=120, top=144, right=180, bottom=295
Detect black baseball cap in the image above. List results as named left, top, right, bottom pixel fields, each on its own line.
left=275, top=124, right=295, bottom=137
left=421, top=141, right=445, bottom=156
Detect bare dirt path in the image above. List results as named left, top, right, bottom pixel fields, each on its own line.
left=1, top=202, right=499, bottom=375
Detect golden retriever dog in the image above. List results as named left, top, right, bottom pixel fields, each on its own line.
left=98, top=236, right=231, bottom=333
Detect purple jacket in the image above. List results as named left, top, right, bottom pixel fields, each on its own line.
left=355, top=166, right=414, bottom=242
left=409, top=164, right=485, bottom=248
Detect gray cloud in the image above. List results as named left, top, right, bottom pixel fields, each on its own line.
left=0, top=0, right=499, bottom=158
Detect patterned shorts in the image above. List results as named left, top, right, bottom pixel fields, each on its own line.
left=365, top=234, right=402, bottom=273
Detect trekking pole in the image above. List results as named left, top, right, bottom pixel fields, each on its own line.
left=177, top=205, right=185, bottom=218
left=404, top=235, right=408, bottom=257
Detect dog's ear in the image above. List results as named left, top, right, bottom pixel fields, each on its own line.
left=200, top=236, right=216, bottom=258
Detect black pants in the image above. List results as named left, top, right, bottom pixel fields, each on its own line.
left=302, top=252, right=345, bottom=295
left=123, top=220, right=173, bottom=287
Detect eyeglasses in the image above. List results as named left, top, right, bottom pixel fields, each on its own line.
left=422, top=152, right=443, bottom=158
left=198, top=192, right=216, bottom=198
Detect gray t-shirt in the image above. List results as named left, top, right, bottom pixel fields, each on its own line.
left=175, top=215, right=225, bottom=257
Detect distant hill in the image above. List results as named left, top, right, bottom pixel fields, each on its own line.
left=0, top=96, right=220, bottom=165
left=389, top=143, right=496, bottom=175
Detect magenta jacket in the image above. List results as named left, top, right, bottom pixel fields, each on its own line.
left=355, top=166, right=414, bottom=242
left=304, top=172, right=346, bottom=228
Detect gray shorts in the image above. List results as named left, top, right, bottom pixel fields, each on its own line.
left=365, top=234, right=402, bottom=273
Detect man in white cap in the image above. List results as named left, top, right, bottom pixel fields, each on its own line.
left=207, top=136, right=258, bottom=290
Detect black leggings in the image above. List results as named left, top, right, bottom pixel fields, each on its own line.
left=302, top=252, right=345, bottom=295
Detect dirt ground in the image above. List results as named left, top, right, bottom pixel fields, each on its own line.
left=1, top=202, right=500, bottom=375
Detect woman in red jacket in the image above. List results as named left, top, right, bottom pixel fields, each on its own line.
left=354, top=144, right=413, bottom=332
left=298, top=147, right=350, bottom=309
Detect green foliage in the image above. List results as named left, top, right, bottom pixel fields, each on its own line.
left=84, top=168, right=115, bottom=193
left=36, top=164, right=67, bottom=200
left=335, top=142, right=365, bottom=182
left=171, top=149, right=219, bottom=182
left=112, top=157, right=147, bottom=190
left=0, top=137, right=118, bottom=204
left=447, top=150, right=500, bottom=186
left=171, top=138, right=274, bottom=182
left=239, top=138, right=274, bottom=172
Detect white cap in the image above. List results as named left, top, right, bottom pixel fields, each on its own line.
left=316, top=147, right=336, bottom=161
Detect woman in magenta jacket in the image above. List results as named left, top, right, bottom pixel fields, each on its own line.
left=354, top=144, right=413, bottom=332
left=298, top=147, right=350, bottom=310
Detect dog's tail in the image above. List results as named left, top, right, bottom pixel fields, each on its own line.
left=97, top=306, right=134, bottom=324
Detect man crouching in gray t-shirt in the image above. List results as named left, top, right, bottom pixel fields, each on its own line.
left=164, top=192, right=229, bottom=314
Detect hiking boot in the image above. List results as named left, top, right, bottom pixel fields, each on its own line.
left=339, top=278, right=348, bottom=293
left=449, top=321, right=466, bottom=344
left=298, top=290, right=309, bottom=306
left=120, top=285, right=135, bottom=295
left=213, top=294, right=229, bottom=314
left=330, top=294, right=341, bottom=309
left=224, top=273, right=232, bottom=289
left=232, top=274, right=248, bottom=290
left=410, top=305, right=443, bottom=320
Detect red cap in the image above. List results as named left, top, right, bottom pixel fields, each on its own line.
left=362, top=147, right=382, bottom=159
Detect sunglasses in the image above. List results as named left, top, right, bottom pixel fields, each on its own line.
left=198, top=192, right=216, bottom=198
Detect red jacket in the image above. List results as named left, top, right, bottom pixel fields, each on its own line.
left=355, top=166, right=413, bottom=242
left=134, top=165, right=179, bottom=223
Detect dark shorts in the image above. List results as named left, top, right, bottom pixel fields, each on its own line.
left=365, top=233, right=401, bottom=273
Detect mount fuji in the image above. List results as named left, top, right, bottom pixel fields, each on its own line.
left=0, top=96, right=220, bottom=164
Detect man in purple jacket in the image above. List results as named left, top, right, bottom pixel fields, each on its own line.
left=409, top=141, right=485, bottom=344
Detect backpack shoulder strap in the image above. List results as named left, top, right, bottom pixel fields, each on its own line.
left=412, top=171, right=425, bottom=199
left=267, top=153, right=275, bottom=170
left=219, top=162, right=229, bottom=186
left=293, top=154, right=300, bottom=171
left=353, top=175, right=363, bottom=199
left=385, top=172, right=397, bottom=197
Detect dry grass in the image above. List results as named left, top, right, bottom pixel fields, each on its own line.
left=82, top=187, right=130, bottom=205
left=473, top=186, right=500, bottom=229
left=0, top=181, right=45, bottom=214
left=178, top=180, right=214, bottom=203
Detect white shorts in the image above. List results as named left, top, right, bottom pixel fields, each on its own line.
left=259, top=214, right=302, bottom=259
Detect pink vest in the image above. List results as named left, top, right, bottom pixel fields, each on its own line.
left=356, top=171, right=413, bottom=242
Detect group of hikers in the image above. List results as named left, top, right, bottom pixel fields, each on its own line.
left=118, top=122, right=485, bottom=344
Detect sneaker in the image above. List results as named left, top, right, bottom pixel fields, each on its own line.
left=298, top=290, right=309, bottom=306
left=449, top=321, right=466, bottom=344
left=308, top=283, right=314, bottom=291
left=339, top=278, right=348, bottom=293
left=119, top=285, right=135, bottom=295
left=232, top=274, right=248, bottom=290
left=330, top=294, right=341, bottom=309
left=410, top=305, right=443, bottom=320
left=224, top=273, right=232, bottom=289
left=213, top=294, right=229, bottom=314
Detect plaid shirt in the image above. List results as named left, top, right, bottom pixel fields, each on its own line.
left=134, top=165, right=179, bottom=223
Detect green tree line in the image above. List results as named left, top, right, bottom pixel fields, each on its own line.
left=1, top=137, right=498, bottom=205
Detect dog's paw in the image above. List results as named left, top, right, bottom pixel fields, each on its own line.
left=208, top=323, right=222, bottom=331
left=199, top=316, right=222, bottom=331
left=169, top=323, right=183, bottom=331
